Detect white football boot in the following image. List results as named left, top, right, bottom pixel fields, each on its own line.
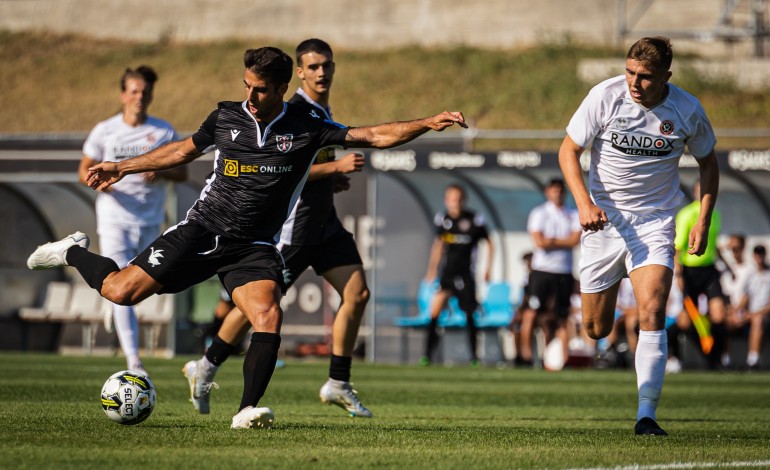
left=230, top=406, right=275, bottom=429
left=27, top=231, right=90, bottom=270
left=182, top=360, right=218, bottom=414
left=319, top=378, right=373, bottom=418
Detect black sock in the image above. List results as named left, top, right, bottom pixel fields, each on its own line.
left=329, top=354, right=352, bottom=382
left=426, top=317, right=440, bottom=360
left=466, top=311, right=478, bottom=361
left=710, top=322, right=727, bottom=367
left=238, top=332, right=281, bottom=411
left=205, top=335, right=237, bottom=366
left=667, top=325, right=680, bottom=358
left=65, top=246, right=119, bottom=292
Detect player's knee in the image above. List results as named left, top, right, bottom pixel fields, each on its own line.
left=344, top=285, right=370, bottom=310
left=100, top=282, right=136, bottom=306
left=584, top=321, right=611, bottom=340
left=356, top=286, right=371, bottom=306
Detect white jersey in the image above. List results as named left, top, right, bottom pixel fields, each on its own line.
left=566, top=75, right=716, bottom=213
left=722, top=262, right=755, bottom=306
left=83, top=114, right=179, bottom=227
left=743, top=268, right=770, bottom=312
left=527, top=201, right=580, bottom=274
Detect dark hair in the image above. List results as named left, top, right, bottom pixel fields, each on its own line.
left=754, top=244, right=766, bottom=256
left=729, top=233, right=747, bottom=246
left=627, top=36, right=673, bottom=71
left=243, top=47, right=293, bottom=86
left=295, top=38, right=333, bottom=66
left=547, top=178, right=565, bottom=188
left=120, top=65, right=158, bottom=91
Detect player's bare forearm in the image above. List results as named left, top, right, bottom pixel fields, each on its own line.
left=424, top=239, right=444, bottom=280
left=308, top=153, right=364, bottom=181
left=485, top=239, right=495, bottom=281
left=345, top=112, right=466, bottom=149
left=87, top=138, right=201, bottom=191
left=559, top=135, right=606, bottom=231
left=688, top=152, right=720, bottom=255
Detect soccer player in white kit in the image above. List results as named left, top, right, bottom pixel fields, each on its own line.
left=78, top=66, right=187, bottom=374
left=558, top=37, right=720, bottom=436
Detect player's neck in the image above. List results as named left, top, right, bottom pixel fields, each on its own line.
left=123, top=111, right=148, bottom=127
left=303, top=87, right=330, bottom=109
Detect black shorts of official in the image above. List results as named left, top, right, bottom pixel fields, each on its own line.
left=527, top=270, right=574, bottom=319
left=131, top=222, right=285, bottom=296
left=681, top=265, right=724, bottom=301
left=280, top=227, right=362, bottom=288
left=438, top=272, right=478, bottom=314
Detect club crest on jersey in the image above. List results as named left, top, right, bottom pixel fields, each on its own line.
left=660, top=120, right=675, bottom=135
left=148, top=247, right=164, bottom=267
left=276, top=134, right=294, bottom=153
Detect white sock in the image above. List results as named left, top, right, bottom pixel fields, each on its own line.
left=198, top=356, right=219, bottom=382
left=635, top=329, right=667, bottom=421
left=747, top=351, right=759, bottom=366
left=113, top=303, right=142, bottom=370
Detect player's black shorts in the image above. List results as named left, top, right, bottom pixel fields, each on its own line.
left=527, top=270, right=575, bottom=319
left=438, top=271, right=478, bottom=313
left=681, top=265, right=724, bottom=300
left=280, top=226, right=362, bottom=288
left=131, top=222, right=285, bottom=296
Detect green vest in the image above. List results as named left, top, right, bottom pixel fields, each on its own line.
left=674, top=200, right=721, bottom=267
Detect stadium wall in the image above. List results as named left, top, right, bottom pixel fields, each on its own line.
left=0, top=0, right=760, bottom=57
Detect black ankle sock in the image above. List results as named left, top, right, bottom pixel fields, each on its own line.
left=466, top=310, right=478, bottom=361
left=205, top=335, right=238, bottom=366
left=329, top=354, right=352, bottom=382
left=426, top=317, right=440, bottom=360
left=65, top=246, right=119, bottom=292
left=239, top=332, right=281, bottom=410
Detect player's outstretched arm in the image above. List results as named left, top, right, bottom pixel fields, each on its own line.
left=345, top=111, right=467, bottom=149
left=86, top=138, right=202, bottom=192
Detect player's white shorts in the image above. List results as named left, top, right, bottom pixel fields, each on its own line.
left=579, top=208, right=676, bottom=294
left=98, top=223, right=161, bottom=268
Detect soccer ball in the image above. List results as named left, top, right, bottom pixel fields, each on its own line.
left=100, top=370, right=156, bottom=425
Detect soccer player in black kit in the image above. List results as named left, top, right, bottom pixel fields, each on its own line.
left=183, top=38, right=375, bottom=418
left=27, top=46, right=467, bottom=429
left=422, top=184, right=494, bottom=366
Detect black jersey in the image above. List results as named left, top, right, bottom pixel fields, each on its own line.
left=187, top=100, right=348, bottom=242
left=280, top=91, right=343, bottom=245
left=434, top=209, right=489, bottom=276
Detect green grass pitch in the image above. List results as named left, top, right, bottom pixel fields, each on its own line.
left=1, top=353, right=768, bottom=469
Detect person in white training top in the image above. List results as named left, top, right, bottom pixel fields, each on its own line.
left=558, top=37, right=720, bottom=436
left=78, top=66, right=187, bottom=374
left=520, top=178, right=581, bottom=367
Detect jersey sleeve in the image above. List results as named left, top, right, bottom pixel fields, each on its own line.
left=314, top=120, right=349, bottom=149
left=685, top=102, right=717, bottom=158
left=82, top=122, right=106, bottom=161
left=566, top=83, right=606, bottom=149
left=191, top=108, right=219, bottom=152
left=433, top=212, right=445, bottom=237
left=527, top=206, right=544, bottom=234
left=473, top=212, right=490, bottom=240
